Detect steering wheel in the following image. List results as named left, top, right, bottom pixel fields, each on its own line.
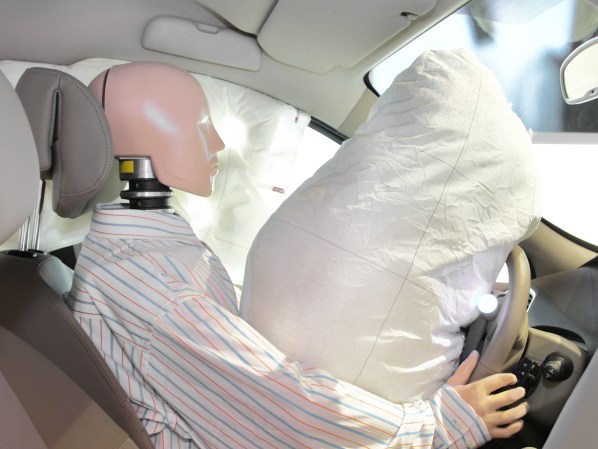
left=466, top=245, right=531, bottom=382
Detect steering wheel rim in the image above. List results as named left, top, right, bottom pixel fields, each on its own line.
left=468, top=245, right=531, bottom=382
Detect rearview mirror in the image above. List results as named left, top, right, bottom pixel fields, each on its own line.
left=560, top=36, right=598, bottom=105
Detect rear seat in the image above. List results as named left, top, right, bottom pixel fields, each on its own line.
left=0, top=68, right=153, bottom=449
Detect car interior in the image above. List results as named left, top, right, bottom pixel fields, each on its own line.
left=0, top=0, right=597, bottom=448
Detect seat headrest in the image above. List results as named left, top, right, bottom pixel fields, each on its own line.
left=15, top=68, right=120, bottom=219
left=0, top=71, right=39, bottom=244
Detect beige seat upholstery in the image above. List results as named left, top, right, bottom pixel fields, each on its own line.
left=0, top=326, right=138, bottom=449
left=0, top=368, right=48, bottom=449
left=0, top=68, right=153, bottom=449
left=541, top=350, right=598, bottom=449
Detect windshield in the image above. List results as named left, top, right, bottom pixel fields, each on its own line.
left=370, top=0, right=598, bottom=133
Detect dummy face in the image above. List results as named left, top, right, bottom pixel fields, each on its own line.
left=89, top=61, right=225, bottom=196
left=195, top=92, right=225, bottom=194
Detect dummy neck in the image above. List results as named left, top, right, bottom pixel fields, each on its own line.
left=118, top=157, right=174, bottom=214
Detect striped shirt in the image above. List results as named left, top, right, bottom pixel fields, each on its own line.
left=68, top=206, right=490, bottom=449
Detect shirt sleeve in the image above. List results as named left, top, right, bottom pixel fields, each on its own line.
left=147, top=296, right=490, bottom=449
left=429, top=386, right=491, bottom=449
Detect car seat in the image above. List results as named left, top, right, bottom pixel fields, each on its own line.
left=0, top=68, right=154, bottom=449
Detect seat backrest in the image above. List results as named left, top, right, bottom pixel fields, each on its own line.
left=0, top=325, right=138, bottom=449
left=0, top=68, right=153, bottom=449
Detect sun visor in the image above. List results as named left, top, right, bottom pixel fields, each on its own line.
left=241, top=49, right=542, bottom=402
left=143, top=16, right=262, bottom=71
left=258, top=0, right=436, bottom=73
left=192, top=0, right=276, bottom=35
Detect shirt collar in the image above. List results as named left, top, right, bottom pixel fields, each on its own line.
left=90, top=204, right=198, bottom=242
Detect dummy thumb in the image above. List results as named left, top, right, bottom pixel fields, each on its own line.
left=447, top=350, right=480, bottom=386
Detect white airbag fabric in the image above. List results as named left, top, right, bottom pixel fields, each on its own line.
left=240, top=49, right=541, bottom=402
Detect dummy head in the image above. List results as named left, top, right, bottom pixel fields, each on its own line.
left=89, top=61, right=224, bottom=197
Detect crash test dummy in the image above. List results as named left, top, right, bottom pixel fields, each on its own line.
left=68, top=60, right=528, bottom=449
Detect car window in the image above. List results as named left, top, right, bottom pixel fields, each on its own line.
left=370, top=0, right=598, bottom=245
left=287, top=124, right=341, bottom=194
left=533, top=133, right=598, bottom=245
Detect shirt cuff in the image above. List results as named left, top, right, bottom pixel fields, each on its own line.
left=430, top=385, right=491, bottom=449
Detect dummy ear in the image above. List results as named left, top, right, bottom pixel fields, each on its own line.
left=88, top=68, right=110, bottom=110
left=16, top=67, right=121, bottom=218
left=100, top=69, right=110, bottom=108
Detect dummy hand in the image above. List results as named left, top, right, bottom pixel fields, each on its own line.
left=447, top=351, right=528, bottom=439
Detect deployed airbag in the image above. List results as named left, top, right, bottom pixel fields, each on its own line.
left=240, top=49, right=542, bottom=401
